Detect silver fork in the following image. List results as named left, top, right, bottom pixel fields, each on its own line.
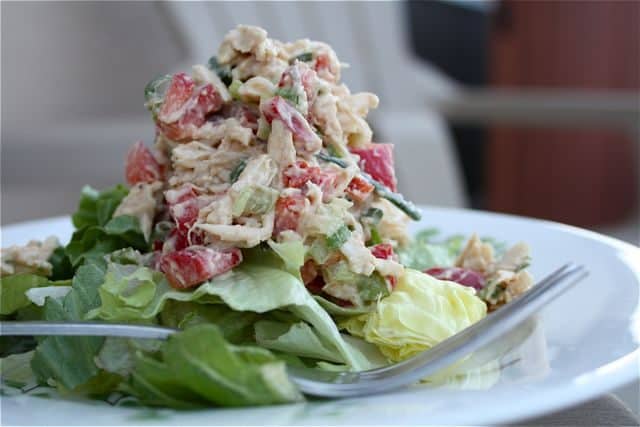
left=0, top=263, right=587, bottom=397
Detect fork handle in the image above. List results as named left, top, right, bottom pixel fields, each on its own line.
left=0, top=321, right=177, bottom=340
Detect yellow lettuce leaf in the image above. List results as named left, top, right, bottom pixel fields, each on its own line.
left=341, top=269, right=487, bottom=362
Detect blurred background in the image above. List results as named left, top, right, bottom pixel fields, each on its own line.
left=1, top=0, right=638, bottom=411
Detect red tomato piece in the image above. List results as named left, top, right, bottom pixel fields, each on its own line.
left=260, top=96, right=318, bottom=145
left=157, top=73, right=223, bottom=141
left=165, top=184, right=198, bottom=205
left=370, top=243, right=395, bottom=260
left=158, top=73, right=194, bottom=121
left=300, top=260, right=319, bottom=285
left=160, top=247, right=242, bottom=289
left=125, top=141, right=163, bottom=185
left=314, top=53, right=338, bottom=82
left=169, top=197, right=201, bottom=233
left=274, top=193, right=306, bottom=235
left=351, top=143, right=397, bottom=192
left=283, top=161, right=337, bottom=198
left=346, top=176, right=375, bottom=202
left=425, top=267, right=486, bottom=290
left=278, top=63, right=316, bottom=101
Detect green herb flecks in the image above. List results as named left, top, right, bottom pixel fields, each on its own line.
left=326, top=225, right=351, bottom=250
left=229, top=160, right=247, bottom=184
left=292, top=52, right=313, bottom=63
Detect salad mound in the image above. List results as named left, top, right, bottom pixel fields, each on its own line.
left=0, top=26, right=532, bottom=407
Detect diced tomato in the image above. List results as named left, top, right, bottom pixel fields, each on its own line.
left=160, top=247, right=242, bottom=289
left=278, top=63, right=316, bottom=102
left=370, top=243, right=395, bottom=260
left=261, top=96, right=318, bottom=145
left=158, top=73, right=195, bottom=121
left=274, top=193, right=306, bottom=235
left=371, top=243, right=398, bottom=289
left=124, top=141, right=163, bottom=185
left=351, top=143, right=397, bottom=192
left=165, top=184, right=198, bottom=205
left=314, top=53, right=338, bottom=82
left=346, top=176, right=375, bottom=202
left=157, top=73, right=223, bottom=141
left=283, top=161, right=337, bottom=198
left=169, top=197, right=201, bottom=233
left=425, top=267, right=486, bottom=290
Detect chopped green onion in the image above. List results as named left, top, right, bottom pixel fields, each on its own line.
left=326, top=225, right=351, bottom=250
left=316, top=154, right=421, bottom=220
left=229, top=159, right=247, bottom=184
left=363, top=207, right=383, bottom=226
left=292, top=52, right=313, bottom=63
left=316, top=152, right=348, bottom=168
left=275, top=87, right=300, bottom=105
left=207, top=55, right=232, bottom=86
left=144, top=74, right=172, bottom=119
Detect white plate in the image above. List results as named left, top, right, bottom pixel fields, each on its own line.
left=2, top=206, right=639, bottom=425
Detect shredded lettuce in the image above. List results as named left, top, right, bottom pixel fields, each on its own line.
left=341, top=269, right=486, bottom=362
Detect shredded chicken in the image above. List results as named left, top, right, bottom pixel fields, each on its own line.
left=114, top=181, right=163, bottom=240
left=1, top=236, right=59, bottom=277
left=456, top=234, right=495, bottom=274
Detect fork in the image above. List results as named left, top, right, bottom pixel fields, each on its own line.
left=0, top=263, right=587, bottom=397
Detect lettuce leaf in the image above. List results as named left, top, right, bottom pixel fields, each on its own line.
left=90, top=247, right=369, bottom=370
left=30, top=263, right=107, bottom=390
left=341, top=269, right=486, bottom=362
left=0, top=274, right=50, bottom=315
left=72, top=185, right=129, bottom=229
left=129, top=324, right=302, bottom=407
left=397, top=229, right=465, bottom=271
left=65, top=215, right=147, bottom=269
left=0, top=350, right=37, bottom=391
left=160, top=301, right=259, bottom=344
left=255, top=320, right=387, bottom=369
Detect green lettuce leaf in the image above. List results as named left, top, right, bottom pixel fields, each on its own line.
left=65, top=215, right=147, bottom=269
left=160, top=301, right=259, bottom=345
left=255, top=320, right=387, bottom=369
left=72, top=185, right=129, bottom=229
left=0, top=274, right=50, bottom=315
left=30, top=263, right=108, bottom=390
left=129, top=324, right=302, bottom=407
left=398, top=229, right=465, bottom=271
left=341, top=269, right=486, bottom=362
left=0, top=350, right=37, bottom=391
left=90, top=247, right=368, bottom=370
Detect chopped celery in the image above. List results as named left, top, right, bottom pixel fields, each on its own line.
left=257, top=117, right=271, bottom=140
left=326, top=225, right=351, bottom=250
left=229, top=80, right=242, bottom=100
left=233, top=186, right=278, bottom=217
left=230, top=160, right=247, bottom=184
left=308, top=239, right=331, bottom=264
left=368, top=228, right=382, bottom=246
left=324, top=261, right=389, bottom=304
